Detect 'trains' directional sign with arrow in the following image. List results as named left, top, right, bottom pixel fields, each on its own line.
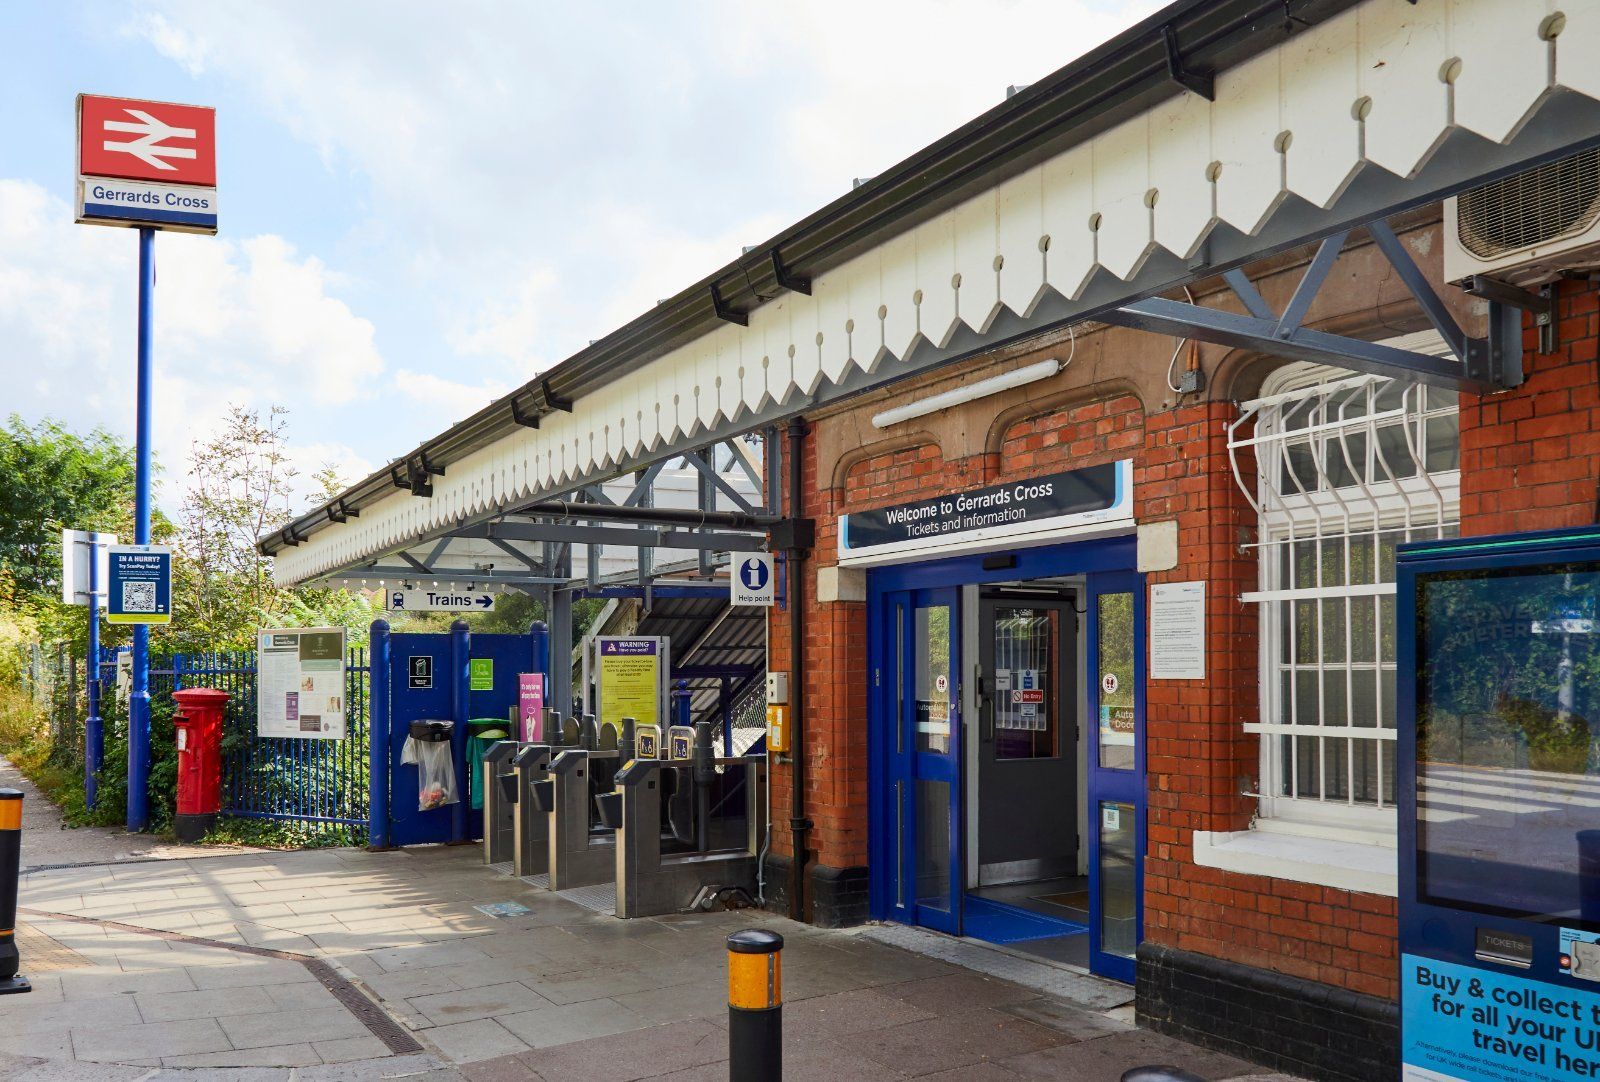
left=76, top=95, right=217, bottom=234
left=385, top=589, right=498, bottom=613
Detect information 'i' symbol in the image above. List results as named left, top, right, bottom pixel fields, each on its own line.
left=740, top=559, right=769, bottom=591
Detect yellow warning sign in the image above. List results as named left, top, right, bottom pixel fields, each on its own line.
left=597, top=637, right=661, bottom=729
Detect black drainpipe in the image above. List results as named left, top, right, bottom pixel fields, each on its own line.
left=785, top=417, right=812, bottom=922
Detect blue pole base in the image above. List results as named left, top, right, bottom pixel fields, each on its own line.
left=0, top=975, right=31, bottom=996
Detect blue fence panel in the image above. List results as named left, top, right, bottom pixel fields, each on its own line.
left=95, top=644, right=370, bottom=837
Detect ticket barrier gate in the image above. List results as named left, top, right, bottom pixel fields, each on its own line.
left=511, top=744, right=553, bottom=878
left=534, top=715, right=636, bottom=891
left=606, top=724, right=768, bottom=918
left=480, top=741, right=521, bottom=867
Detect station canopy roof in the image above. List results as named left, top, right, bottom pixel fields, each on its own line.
left=263, top=0, right=1600, bottom=588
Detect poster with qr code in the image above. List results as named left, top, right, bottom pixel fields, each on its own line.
left=106, top=545, right=171, bottom=625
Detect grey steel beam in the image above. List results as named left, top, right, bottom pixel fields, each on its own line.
left=475, top=520, right=768, bottom=552
left=1365, top=221, right=1469, bottom=360
left=1274, top=231, right=1346, bottom=338
left=622, top=460, right=668, bottom=507
left=488, top=538, right=542, bottom=570
left=1099, top=297, right=1490, bottom=391
left=697, top=455, right=714, bottom=578
left=320, top=567, right=568, bottom=585
left=683, top=449, right=757, bottom=514
left=727, top=437, right=765, bottom=495
left=551, top=549, right=573, bottom=717
left=1222, top=268, right=1275, bottom=320
left=764, top=426, right=782, bottom=516
left=517, top=499, right=781, bottom=530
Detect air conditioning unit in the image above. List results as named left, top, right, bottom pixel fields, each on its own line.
left=1444, top=149, right=1600, bottom=287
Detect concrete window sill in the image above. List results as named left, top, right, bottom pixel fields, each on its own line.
left=1192, top=825, right=1397, bottom=897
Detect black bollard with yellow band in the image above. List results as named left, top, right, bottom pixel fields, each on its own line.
left=0, top=788, right=30, bottom=995
left=727, top=928, right=782, bottom=1080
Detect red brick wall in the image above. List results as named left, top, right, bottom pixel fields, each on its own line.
left=1461, top=279, right=1600, bottom=535
left=769, top=319, right=1600, bottom=999
left=1132, top=403, right=1402, bottom=999
left=768, top=395, right=1147, bottom=875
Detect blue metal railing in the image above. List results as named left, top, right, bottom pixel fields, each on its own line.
left=96, top=644, right=370, bottom=834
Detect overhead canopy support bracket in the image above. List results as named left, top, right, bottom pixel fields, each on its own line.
left=510, top=396, right=540, bottom=429
left=771, top=249, right=811, bottom=295
left=1101, top=220, right=1524, bottom=393
left=391, top=466, right=433, bottom=499
left=711, top=282, right=748, bottom=326
left=1463, top=274, right=1557, bottom=358
left=540, top=379, right=573, bottom=413
left=1162, top=24, right=1215, bottom=101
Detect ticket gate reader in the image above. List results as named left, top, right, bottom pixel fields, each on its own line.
left=511, top=744, right=553, bottom=878
left=1398, top=527, right=1600, bottom=1082
left=612, top=752, right=767, bottom=918
left=480, top=741, right=520, bottom=866
left=543, top=748, right=619, bottom=890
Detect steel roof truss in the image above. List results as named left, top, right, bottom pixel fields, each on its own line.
left=1103, top=219, right=1530, bottom=393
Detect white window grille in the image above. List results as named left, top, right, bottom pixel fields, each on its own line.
left=1228, top=335, right=1460, bottom=831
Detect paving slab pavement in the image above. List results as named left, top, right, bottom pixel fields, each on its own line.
left=0, top=841, right=1296, bottom=1080
left=0, top=754, right=262, bottom=872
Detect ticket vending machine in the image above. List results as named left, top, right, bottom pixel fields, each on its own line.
left=1399, top=527, right=1600, bottom=1081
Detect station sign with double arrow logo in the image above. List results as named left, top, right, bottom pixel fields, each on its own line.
left=76, top=94, right=218, bottom=234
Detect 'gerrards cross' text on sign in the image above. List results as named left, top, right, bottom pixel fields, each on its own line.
left=76, top=95, right=218, bottom=235
left=838, top=460, right=1131, bottom=561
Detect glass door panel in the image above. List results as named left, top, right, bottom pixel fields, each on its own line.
left=977, top=596, right=1077, bottom=885
left=1087, top=576, right=1144, bottom=982
left=1097, top=800, right=1138, bottom=960
left=909, top=588, right=960, bottom=932
left=1097, top=592, right=1137, bottom=770
left=879, top=587, right=962, bottom=933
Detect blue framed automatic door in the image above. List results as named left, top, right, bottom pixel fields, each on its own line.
left=1398, top=527, right=1600, bottom=1081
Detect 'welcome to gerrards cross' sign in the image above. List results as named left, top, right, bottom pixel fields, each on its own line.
left=838, top=460, right=1132, bottom=562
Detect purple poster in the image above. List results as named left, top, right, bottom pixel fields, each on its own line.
left=518, top=673, right=545, bottom=741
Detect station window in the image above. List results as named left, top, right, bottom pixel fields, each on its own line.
left=1231, top=338, right=1460, bottom=834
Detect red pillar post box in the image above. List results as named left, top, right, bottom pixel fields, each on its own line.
left=172, top=688, right=229, bottom=842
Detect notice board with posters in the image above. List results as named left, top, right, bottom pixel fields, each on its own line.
left=257, top=627, right=347, bottom=739
left=592, top=636, right=668, bottom=731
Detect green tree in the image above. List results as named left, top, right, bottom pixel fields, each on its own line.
left=0, top=415, right=135, bottom=599
left=171, top=405, right=299, bottom=649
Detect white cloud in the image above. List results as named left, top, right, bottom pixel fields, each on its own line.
left=124, top=0, right=1164, bottom=382
left=124, top=11, right=210, bottom=77
left=393, top=369, right=511, bottom=422
left=0, top=179, right=385, bottom=504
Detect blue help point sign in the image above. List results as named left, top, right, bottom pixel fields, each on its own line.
left=106, top=545, right=172, bottom=625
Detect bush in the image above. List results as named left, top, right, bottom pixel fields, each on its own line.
left=71, top=693, right=178, bottom=831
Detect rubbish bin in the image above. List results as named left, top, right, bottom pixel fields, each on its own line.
left=466, top=720, right=512, bottom=810
left=407, top=720, right=457, bottom=810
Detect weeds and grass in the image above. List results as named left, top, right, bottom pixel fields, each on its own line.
left=1, top=683, right=361, bottom=849
left=200, top=816, right=364, bottom=850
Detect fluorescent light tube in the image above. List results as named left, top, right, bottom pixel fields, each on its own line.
left=870, top=359, right=1062, bottom=429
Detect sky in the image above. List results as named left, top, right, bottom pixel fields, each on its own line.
left=0, top=0, right=1164, bottom=513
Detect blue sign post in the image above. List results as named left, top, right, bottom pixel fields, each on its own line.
left=108, top=532, right=171, bottom=832
left=76, top=95, right=217, bottom=830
